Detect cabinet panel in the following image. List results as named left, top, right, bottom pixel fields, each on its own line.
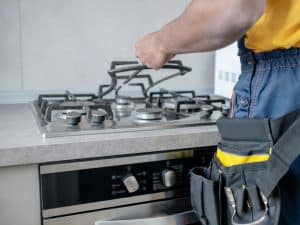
left=0, top=165, right=40, bottom=225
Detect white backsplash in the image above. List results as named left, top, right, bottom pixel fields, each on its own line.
left=0, top=0, right=215, bottom=103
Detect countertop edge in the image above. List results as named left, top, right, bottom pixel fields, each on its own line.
left=0, top=129, right=220, bottom=167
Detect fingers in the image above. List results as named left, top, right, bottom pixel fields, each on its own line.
left=134, top=32, right=174, bottom=70
left=167, top=54, right=176, bottom=62
left=137, top=55, right=171, bottom=70
left=140, top=58, right=155, bottom=69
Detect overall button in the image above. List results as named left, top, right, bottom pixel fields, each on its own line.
left=240, top=98, right=249, bottom=107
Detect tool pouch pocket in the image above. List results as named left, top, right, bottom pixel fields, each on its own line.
left=191, top=167, right=222, bottom=225
left=216, top=147, right=281, bottom=225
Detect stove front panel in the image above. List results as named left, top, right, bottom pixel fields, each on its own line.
left=39, top=147, right=215, bottom=219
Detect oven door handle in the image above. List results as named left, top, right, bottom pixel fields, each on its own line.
left=95, top=210, right=199, bottom=225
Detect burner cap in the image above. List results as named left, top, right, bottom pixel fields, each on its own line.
left=115, top=96, right=135, bottom=111
left=66, top=111, right=81, bottom=125
left=200, top=104, right=214, bottom=119
left=90, top=109, right=107, bottom=124
left=135, top=108, right=163, bottom=120
left=116, top=96, right=133, bottom=105
left=163, top=98, right=200, bottom=111
left=116, top=110, right=132, bottom=118
left=201, top=104, right=214, bottom=111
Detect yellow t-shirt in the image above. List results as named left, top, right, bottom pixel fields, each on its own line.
left=245, top=0, right=300, bottom=53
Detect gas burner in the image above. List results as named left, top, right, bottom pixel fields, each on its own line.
left=88, top=109, right=107, bottom=124
left=135, top=108, right=163, bottom=120
left=34, top=91, right=113, bottom=127
left=115, top=109, right=132, bottom=119
left=115, top=96, right=132, bottom=105
left=162, top=97, right=201, bottom=112
left=65, top=111, right=82, bottom=126
left=200, top=105, right=214, bottom=119
left=115, top=96, right=135, bottom=111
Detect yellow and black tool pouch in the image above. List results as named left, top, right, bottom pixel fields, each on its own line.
left=191, top=109, right=300, bottom=225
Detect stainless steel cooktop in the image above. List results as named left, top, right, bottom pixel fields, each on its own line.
left=32, top=61, right=230, bottom=138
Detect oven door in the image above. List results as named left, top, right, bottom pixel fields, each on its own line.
left=43, top=198, right=200, bottom=225
left=95, top=210, right=198, bottom=225
left=94, top=197, right=199, bottom=225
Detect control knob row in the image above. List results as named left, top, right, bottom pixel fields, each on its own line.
left=122, top=169, right=177, bottom=193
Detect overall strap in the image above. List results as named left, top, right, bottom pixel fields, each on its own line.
left=257, top=116, right=300, bottom=198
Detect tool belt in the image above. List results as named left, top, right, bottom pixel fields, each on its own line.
left=191, top=109, right=300, bottom=225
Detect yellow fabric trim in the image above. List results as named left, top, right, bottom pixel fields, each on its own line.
left=216, top=148, right=270, bottom=167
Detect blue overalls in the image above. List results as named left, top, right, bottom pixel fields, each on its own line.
left=233, top=40, right=300, bottom=225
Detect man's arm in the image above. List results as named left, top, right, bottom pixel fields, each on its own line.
left=135, top=0, right=265, bottom=69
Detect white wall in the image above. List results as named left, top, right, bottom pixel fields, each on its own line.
left=214, top=44, right=241, bottom=99
left=0, top=0, right=22, bottom=91
left=0, top=0, right=215, bottom=103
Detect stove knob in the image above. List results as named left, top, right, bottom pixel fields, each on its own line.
left=162, top=169, right=177, bottom=188
left=122, top=174, right=139, bottom=193
left=66, top=111, right=81, bottom=125
left=91, top=109, right=107, bottom=124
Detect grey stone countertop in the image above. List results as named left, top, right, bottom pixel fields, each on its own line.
left=0, top=104, right=220, bottom=167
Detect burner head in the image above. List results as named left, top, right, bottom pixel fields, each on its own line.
left=162, top=98, right=200, bottom=112
left=90, top=109, right=107, bottom=124
left=86, top=102, right=113, bottom=123
left=115, top=96, right=135, bottom=111
left=135, top=108, right=163, bottom=120
left=115, top=109, right=131, bottom=118
left=116, top=96, right=133, bottom=105
left=200, top=104, right=214, bottom=119
left=66, top=111, right=81, bottom=126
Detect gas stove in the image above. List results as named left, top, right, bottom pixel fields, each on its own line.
left=32, top=61, right=230, bottom=138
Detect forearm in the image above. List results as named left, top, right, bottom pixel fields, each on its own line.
left=157, top=0, right=265, bottom=54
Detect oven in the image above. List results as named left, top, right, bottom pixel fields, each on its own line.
left=39, top=147, right=215, bottom=225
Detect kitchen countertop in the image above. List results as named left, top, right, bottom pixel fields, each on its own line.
left=0, top=104, right=220, bottom=167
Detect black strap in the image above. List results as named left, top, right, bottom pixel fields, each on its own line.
left=257, top=116, right=300, bottom=197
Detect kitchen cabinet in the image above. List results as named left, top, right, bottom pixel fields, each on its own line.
left=0, top=165, right=40, bottom=225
